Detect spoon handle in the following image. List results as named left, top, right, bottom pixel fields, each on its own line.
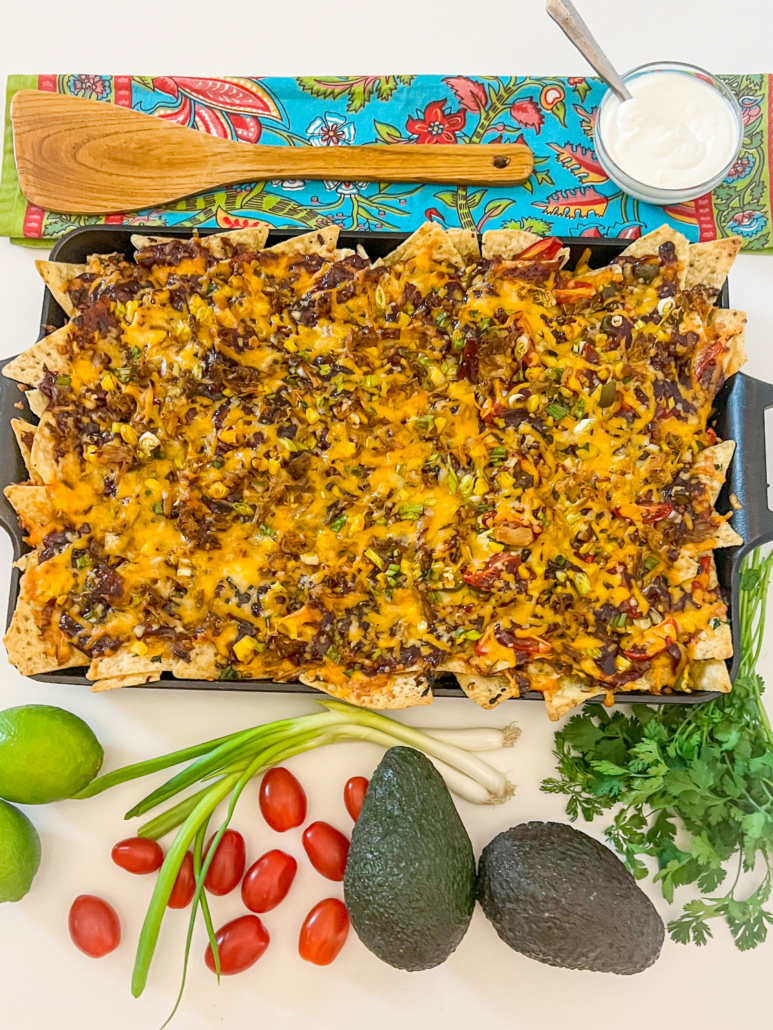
left=546, top=0, right=632, bottom=103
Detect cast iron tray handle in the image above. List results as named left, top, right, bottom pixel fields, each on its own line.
left=714, top=372, right=773, bottom=680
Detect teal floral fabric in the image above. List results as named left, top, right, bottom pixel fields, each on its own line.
left=1, top=73, right=769, bottom=248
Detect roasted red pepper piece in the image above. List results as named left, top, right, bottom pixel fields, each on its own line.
left=462, top=552, right=522, bottom=591
left=516, top=237, right=564, bottom=262
left=639, top=502, right=674, bottom=524
left=616, top=501, right=674, bottom=524
left=695, top=341, right=724, bottom=380
left=555, top=280, right=596, bottom=305
left=506, top=635, right=551, bottom=655
left=457, top=338, right=480, bottom=383
left=623, top=617, right=678, bottom=660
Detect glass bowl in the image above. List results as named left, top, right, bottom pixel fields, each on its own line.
left=594, top=61, right=743, bottom=205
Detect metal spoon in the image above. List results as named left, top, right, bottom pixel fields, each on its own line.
left=546, top=0, right=632, bottom=102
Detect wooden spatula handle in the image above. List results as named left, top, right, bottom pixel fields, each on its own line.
left=11, top=90, right=534, bottom=215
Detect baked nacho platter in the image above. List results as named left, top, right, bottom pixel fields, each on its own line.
left=0, top=221, right=769, bottom=720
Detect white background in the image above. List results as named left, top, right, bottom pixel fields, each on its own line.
left=2, top=3, right=773, bottom=1028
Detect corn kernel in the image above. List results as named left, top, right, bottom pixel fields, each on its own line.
left=209, top=481, right=229, bottom=499
left=284, top=339, right=297, bottom=353
left=119, top=424, right=138, bottom=446
left=306, top=407, right=320, bottom=425
left=102, top=373, right=117, bottom=392
left=526, top=394, right=540, bottom=413
left=474, top=477, right=488, bottom=495
left=131, top=640, right=149, bottom=656
left=267, top=458, right=280, bottom=476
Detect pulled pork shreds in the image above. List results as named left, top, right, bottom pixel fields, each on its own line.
left=16, top=234, right=732, bottom=700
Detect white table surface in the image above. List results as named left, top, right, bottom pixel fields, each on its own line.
left=2, top=3, right=773, bottom=1027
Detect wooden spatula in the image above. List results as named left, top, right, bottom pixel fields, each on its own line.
left=11, top=90, right=534, bottom=215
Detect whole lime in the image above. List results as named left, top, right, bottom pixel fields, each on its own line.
left=0, top=799, right=41, bottom=902
left=0, top=705, right=103, bottom=805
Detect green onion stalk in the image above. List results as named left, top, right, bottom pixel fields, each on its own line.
left=75, top=701, right=517, bottom=1010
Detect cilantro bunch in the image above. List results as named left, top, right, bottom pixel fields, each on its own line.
left=543, top=549, right=773, bottom=949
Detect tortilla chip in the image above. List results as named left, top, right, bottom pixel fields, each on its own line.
left=447, top=228, right=480, bottom=263
left=90, top=673, right=159, bottom=692
left=11, top=419, right=41, bottom=483
left=711, top=521, right=743, bottom=548
left=4, top=592, right=87, bottom=676
left=543, top=677, right=604, bottom=721
left=702, top=553, right=719, bottom=589
left=4, top=484, right=52, bottom=528
left=685, top=237, right=742, bottom=292
left=130, top=234, right=177, bottom=251
left=203, top=225, right=271, bottom=259
left=267, top=225, right=340, bottom=259
left=692, top=440, right=735, bottom=504
left=455, top=672, right=515, bottom=708
left=481, top=229, right=540, bottom=260
left=173, top=641, right=218, bottom=679
left=687, top=658, right=732, bottom=693
left=383, top=222, right=464, bottom=269
left=87, top=645, right=174, bottom=681
left=622, top=224, right=690, bottom=287
left=36, top=260, right=87, bottom=317
left=29, top=411, right=60, bottom=485
left=666, top=551, right=699, bottom=587
left=299, top=669, right=432, bottom=709
left=26, top=390, right=48, bottom=417
left=3, top=326, right=73, bottom=386
left=690, top=620, right=733, bottom=660
left=708, top=308, right=747, bottom=377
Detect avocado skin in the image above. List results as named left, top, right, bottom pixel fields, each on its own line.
left=344, top=746, right=475, bottom=971
left=477, top=821, right=664, bottom=974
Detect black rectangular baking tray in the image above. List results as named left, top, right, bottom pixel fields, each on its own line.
left=1, top=225, right=770, bottom=706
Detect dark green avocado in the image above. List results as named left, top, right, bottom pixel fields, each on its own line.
left=344, top=746, right=475, bottom=971
left=477, top=821, right=664, bottom=974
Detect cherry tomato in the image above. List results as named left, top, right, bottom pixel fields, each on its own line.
left=241, top=850, right=297, bottom=913
left=204, top=829, right=246, bottom=896
left=259, top=767, right=307, bottom=832
left=204, top=915, right=269, bottom=975
left=111, top=837, right=164, bottom=875
left=167, top=851, right=196, bottom=909
left=68, top=895, right=121, bottom=958
left=343, top=777, right=368, bottom=822
left=299, top=898, right=350, bottom=966
left=302, top=822, right=349, bottom=881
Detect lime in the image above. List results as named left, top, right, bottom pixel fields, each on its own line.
left=0, top=705, right=103, bottom=805
left=0, top=799, right=41, bottom=902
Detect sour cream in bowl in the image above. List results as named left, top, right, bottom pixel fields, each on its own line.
left=595, top=62, right=743, bottom=205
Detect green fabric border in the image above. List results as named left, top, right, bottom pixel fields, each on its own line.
left=0, top=75, right=39, bottom=242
